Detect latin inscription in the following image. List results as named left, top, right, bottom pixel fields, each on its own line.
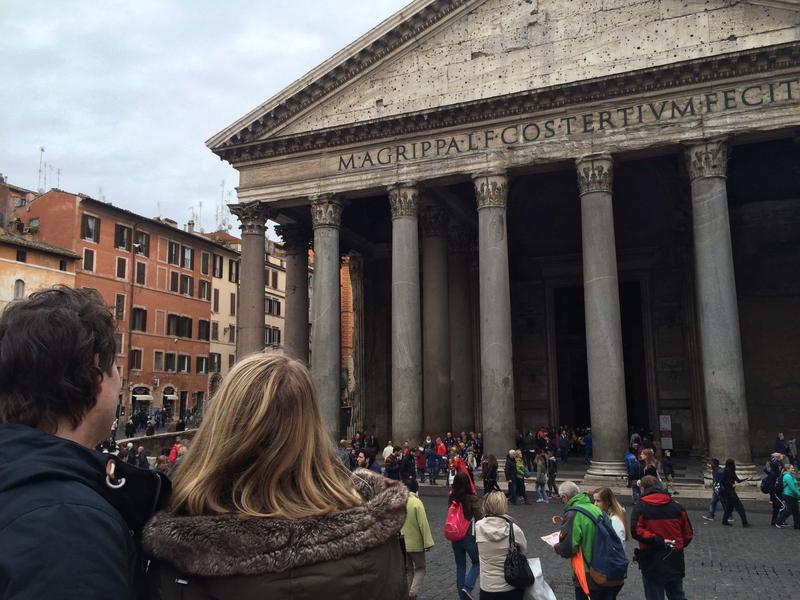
left=337, top=78, right=800, bottom=171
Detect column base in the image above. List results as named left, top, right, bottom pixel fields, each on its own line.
left=584, top=460, right=628, bottom=482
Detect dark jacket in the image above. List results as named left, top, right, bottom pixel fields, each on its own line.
left=630, top=488, right=693, bottom=583
left=143, top=469, right=408, bottom=600
left=0, top=425, right=170, bottom=599
left=720, top=467, right=742, bottom=494
left=384, top=455, right=400, bottom=480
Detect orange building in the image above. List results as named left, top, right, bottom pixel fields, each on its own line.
left=12, top=189, right=239, bottom=420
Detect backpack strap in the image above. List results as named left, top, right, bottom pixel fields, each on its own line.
left=566, top=505, right=602, bottom=526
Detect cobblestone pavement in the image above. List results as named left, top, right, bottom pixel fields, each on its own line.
left=415, top=490, right=798, bottom=600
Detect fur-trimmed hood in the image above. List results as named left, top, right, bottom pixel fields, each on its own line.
left=142, top=468, right=408, bottom=577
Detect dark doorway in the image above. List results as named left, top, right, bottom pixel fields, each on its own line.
left=555, top=287, right=590, bottom=428
left=554, top=282, right=649, bottom=433
left=620, top=281, right=650, bottom=434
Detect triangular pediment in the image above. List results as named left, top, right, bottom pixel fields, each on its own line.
left=209, top=0, right=800, bottom=154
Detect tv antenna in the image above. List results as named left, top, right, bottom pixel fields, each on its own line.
left=37, top=147, right=45, bottom=192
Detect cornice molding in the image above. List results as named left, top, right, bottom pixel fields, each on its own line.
left=216, top=0, right=473, bottom=149
left=230, top=202, right=269, bottom=234
left=214, top=43, right=800, bottom=165
left=576, top=154, right=614, bottom=196
left=684, top=139, right=729, bottom=181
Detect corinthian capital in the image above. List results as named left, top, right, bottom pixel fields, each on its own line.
left=230, top=202, right=269, bottom=235
left=576, top=154, right=613, bottom=196
left=419, top=203, right=449, bottom=238
left=310, top=194, right=342, bottom=228
left=275, top=223, right=311, bottom=254
left=684, top=139, right=728, bottom=182
left=473, top=172, right=508, bottom=210
left=388, top=182, right=419, bottom=219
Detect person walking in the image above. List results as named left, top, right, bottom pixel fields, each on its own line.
left=720, top=458, right=749, bottom=527
left=0, top=286, right=171, bottom=599
left=546, top=450, right=559, bottom=498
left=513, top=450, right=530, bottom=505
left=415, top=446, right=427, bottom=482
left=534, top=454, right=548, bottom=503
left=630, top=476, right=693, bottom=600
left=775, top=464, right=800, bottom=529
left=559, top=431, right=570, bottom=463
left=625, top=447, right=643, bottom=502
left=504, top=449, right=518, bottom=504
left=762, top=454, right=785, bottom=526
left=661, top=450, right=677, bottom=496
left=482, top=454, right=500, bottom=495
left=702, top=458, right=725, bottom=522
left=402, top=478, right=434, bottom=600
left=143, top=353, right=408, bottom=599
left=554, top=481, right=616, bottom=600
left=475, top=491, right=528, bottom=600
left=449, top=471, right=483, bottom=600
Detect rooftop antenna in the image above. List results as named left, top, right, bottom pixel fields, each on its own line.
left=56, top=168, right=61, bottom=189
left=198, top=200, right=203, bottom=232
left=37, top=147, right=45, bottom=193
left=156, top=201, right=162, bottom=219
left=42, top=161, right=48, bottom=190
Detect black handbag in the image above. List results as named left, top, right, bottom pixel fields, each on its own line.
left=502, top=516, right=535, bottom=589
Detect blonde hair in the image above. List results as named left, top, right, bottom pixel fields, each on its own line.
left=594, top=487, right=631, bottom=540
left=641, top=448, right=657, bottom=470
left=170, top=352, right=362, bottom=519
left=484, top=490, right=508, bottom=516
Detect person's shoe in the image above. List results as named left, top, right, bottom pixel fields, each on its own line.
left=742, top=523, right=751, bottom=528
left=462, top=588, right=475, bottom=600
left=672, top=491, right=680, bottom=495
left=775, top=523, right=788, bottom=528
left=702, top=515, right=714, bottom=521
left=722, top=521, right=732, bottom=526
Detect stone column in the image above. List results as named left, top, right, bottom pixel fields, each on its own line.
left=348, top=254, right=366, bottom=435
left=473, top=172, right=515, bottom=458
left=576, top=154, right=629, bottom=479
left=276, top=224, right=310, bottom=362
left=420, top=202, right=451, bottom=436
left=448, top=224, right=475, bottom=434
left=389, top=183, right=423, bottom=444
left=230, top=202, right=269, bottom=359
left=685, top=140, right=754, bottom=472
left=310, top=195, right=343, bottom=441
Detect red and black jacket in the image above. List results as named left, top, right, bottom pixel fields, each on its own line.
left=630, top=488, right=693, bottom=582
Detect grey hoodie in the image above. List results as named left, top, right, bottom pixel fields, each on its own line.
left=475, top=515, right=528, bottom=593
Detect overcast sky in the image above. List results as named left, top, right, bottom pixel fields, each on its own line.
left=0, top=0, right=407, bottom=235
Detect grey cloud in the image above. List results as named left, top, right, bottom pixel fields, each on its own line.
left=0, top=0, right=407, bottom=231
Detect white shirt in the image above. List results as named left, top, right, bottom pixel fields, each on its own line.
left=609, top=513, right=627, bottom=545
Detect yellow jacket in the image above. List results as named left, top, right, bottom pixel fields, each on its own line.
left=401, top=492, right=434, bottom=552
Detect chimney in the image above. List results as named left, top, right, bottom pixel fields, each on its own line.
left=187, top=220, right=195, bottom=233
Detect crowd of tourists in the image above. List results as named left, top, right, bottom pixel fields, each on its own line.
left=1, top=286, right=797, bottom=600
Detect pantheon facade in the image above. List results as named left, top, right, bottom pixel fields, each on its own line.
left=212, top=0, right=800, bottom=476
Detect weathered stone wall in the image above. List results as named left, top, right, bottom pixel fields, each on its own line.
left=277, top=0, right=799, bottom=136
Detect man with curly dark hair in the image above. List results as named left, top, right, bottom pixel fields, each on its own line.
left=0, top=286, right=170, bottom=599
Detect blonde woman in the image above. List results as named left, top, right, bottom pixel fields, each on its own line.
left=593, top=487, right=631, bottom=544
left=143, top=353, right=409, bottom=599
left=475, top=491, right=527, bottom=599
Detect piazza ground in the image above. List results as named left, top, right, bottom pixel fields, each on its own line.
left=415, top=490, right=797, bottom=600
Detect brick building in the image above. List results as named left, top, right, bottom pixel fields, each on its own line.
left=0, top=229, right=77, bottom=312
left=11, top=189, right=239, bottom=420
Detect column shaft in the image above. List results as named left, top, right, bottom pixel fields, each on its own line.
left=230, top=203, right=268, bottom=359
left=576, top=155, right=629, bottom=478
left=421, top=204, right=451, bottom=436
left=685, top=140, right=753, bottom=468
left=389, top=184, right=423, bottom=444
left=474, top=173, right=515, bottom=458
left=448, top=227, right=475, bottom=434
left=310, top=197, right=342, bottom=441
left=276, top=224, right=310, bottom=362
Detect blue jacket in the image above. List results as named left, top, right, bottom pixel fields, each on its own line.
left=0, top=425, right=170, bottom=599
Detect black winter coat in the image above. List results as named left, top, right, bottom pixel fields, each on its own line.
left=0, top=425, right=170, bottom=599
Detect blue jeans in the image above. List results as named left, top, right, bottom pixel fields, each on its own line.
left=707, top=492, right=719, bottom=518
left=536, top=483, right=547, bottom=501
left=452, top=533, right=479, bottom=599
left=642, top=576, right=686, bottom=600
